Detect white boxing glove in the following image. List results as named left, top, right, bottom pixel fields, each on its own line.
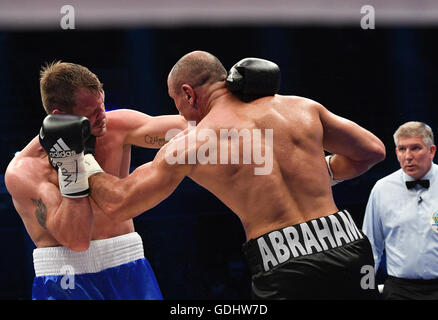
left=56, top=152, right=90, bottom=198
left=84, top=154, right=104, bottom=178
left=325, top=155, right=343, bottom=186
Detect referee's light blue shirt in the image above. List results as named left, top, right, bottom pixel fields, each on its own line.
left=363, top=163, right=438, bottom=279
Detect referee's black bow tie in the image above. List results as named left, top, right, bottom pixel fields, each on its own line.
left=406, top=179, right=430, bottom=189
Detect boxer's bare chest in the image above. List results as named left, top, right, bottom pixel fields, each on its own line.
left=94, top=133, right=131, bottom=178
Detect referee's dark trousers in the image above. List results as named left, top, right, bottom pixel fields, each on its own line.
left=383, top=276, right=438, bottom=300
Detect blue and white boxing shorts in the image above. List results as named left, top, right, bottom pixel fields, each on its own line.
left=32, top=232, right=163, bottom=300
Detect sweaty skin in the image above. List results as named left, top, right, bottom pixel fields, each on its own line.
left=89, top=89, right=385, bottom=241
left=5, top=90, right=186, bottom=251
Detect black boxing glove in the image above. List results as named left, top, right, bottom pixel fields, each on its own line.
left=84, top=135, right=96, bottom=155
left=39, top=114, right=91, bottom=198
left=226, top=58, right=281, bottom=102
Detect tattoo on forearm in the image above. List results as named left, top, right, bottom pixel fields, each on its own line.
left=144, top=134, right=166, bottom=147
left=31, top=198, right=47, bottom=229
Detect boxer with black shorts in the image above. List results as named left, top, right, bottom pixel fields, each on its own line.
left=243, top=210, right=377, bottom=299
left=58, top=51, right=386, bottom=299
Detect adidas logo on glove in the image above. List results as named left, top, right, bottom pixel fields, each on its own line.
left=49, top=138, right=77, bottom=158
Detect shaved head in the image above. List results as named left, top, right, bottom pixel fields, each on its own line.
left=168, top=51, right=227, bottom=94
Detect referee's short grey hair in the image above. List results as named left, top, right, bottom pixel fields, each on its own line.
left=393, top=121, right=434, bottom=148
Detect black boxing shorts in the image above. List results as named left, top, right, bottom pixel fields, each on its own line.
left=242, top=210, right=380, bottom=300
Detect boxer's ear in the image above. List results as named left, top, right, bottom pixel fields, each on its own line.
left=182, top=84, right=196, bottom=108
left=52, top=108, right=66, bottom=115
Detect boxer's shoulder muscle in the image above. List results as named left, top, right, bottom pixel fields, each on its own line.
left=7, top=137, right=47, bottom=183
left=7, top=152, right=53, bottom=198
left=6, top=158, right=52, bottom=233
left=5, top=154, right=60, bottom=245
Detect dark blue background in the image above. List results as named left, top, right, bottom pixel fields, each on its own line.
left=0, top=25, right=436, bottom=299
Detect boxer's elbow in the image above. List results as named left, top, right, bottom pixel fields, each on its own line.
left=368, top=140, right=386, bottom=165
left=45, top=211, right=92, bottom=252
left=50, top=224, right=91, bottom=252
left=68, top=240, right=90, bottom=252
left=64, top=225, right=92, bottom=252
left=97, top=183, right=132, bottom=222
left=102, top=205, right=127, bottom=222
left=98, top=188, right=126, bottom=221
left=89, top=176, right=128, bottom=221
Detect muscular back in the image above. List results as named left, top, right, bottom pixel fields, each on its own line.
left=88, top=93, right=383, bottom=241
left=189, top=95, right=339, bottom=240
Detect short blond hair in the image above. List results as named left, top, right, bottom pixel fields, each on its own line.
left=393, top=121, right=434, bottom=148
left=40, top=61, right=103, bottom=114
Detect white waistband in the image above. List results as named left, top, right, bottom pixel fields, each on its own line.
left=33, top=232, right=145, bottom=277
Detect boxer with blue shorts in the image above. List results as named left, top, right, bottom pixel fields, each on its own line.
left=5, top=62, right=187, bottom=299
left=32, top=232, right=162, bottom=300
